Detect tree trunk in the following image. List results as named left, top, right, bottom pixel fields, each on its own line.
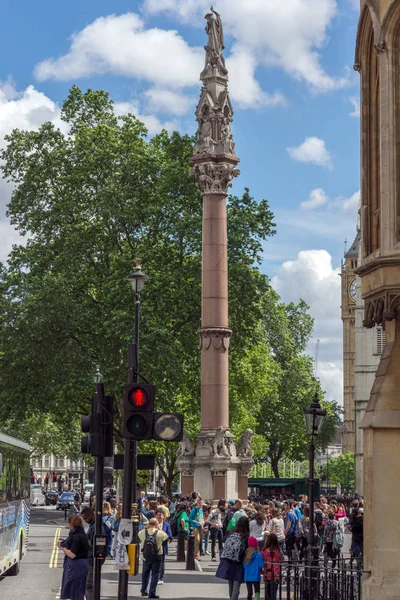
left=271, top=457, right=280, bottom=478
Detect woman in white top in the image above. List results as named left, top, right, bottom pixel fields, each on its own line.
left=266, top=507, right=285, bottom=549
left=249, top=512, right=266, bottom=548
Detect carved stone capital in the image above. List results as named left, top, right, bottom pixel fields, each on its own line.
left=199, top=327, right=231, bottom=351
left=363, top=290, right=400, bottom=328
left=191, top=161, right=240, bottom=195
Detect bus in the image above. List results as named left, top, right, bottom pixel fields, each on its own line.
left=248, top=477, right=320, bottom=501
left=0, top=433, right=30, bottom=576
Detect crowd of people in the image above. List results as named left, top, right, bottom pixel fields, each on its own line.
left=56, top=490, right=364, bottom=600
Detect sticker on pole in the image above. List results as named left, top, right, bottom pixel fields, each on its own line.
left=118, top=519, right=133, bottom=545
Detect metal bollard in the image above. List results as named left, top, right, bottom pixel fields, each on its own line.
left=177, top=529, right=186, bottom=562
left=186, top=530, right=196, bottom=570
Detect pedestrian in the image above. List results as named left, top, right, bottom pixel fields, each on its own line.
left=299, top=505, right=310, bottom=561
left=157, top=496, right=171, bottom=520
left=102, top=501, right=114, bottom=558
left=249, top=512, right=266, bottom=549
left=155, top=510, right=172, bottom=585
left=59, top=514, right=89, bottom=600
left=226, top=500, right=246, bottom=534
left=80, top=506, right=108, bottom=600
left=262, top=533, right=284, bottom=600
left=207, top=504, right=224, bottom=561
left=216, top=515, right=249, bottom=600
left=323, top=511, right=338, bottom=565
left=200, top=503, right=211, bottom=556
left=349, top=507, right=363, bottom=560
left=266, top=508, right=285, bottom=552
left=189, top=497, right=204, bottom=560
left=283, top=501, right=298, bottom=560
left=243, top=536, right=263, bottom=600
left=138, top=517, right=169, bottom=599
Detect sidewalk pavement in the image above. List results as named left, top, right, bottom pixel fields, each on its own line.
left=99, top=543, right=230, bottom=599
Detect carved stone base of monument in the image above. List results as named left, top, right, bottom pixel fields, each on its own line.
left=178, top=428, right=253, bottom=502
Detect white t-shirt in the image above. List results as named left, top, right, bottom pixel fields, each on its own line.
left=250, top=519, right=265, bottom=541
left=267, top=517, right=285, bottom=542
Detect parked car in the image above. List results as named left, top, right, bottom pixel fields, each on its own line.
left=45, top=490, right=59, bottom=506
left=31, top=489, right=46, bottom=506
left=56, top=492, right=76, bottom=511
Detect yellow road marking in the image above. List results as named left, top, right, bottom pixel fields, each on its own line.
left=49, top=527, right=61, bottom=569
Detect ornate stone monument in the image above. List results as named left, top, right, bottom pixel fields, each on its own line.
left=178, top=8, right=253, bottom=500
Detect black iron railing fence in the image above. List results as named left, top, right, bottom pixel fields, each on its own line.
left=264, top=558, right=368, bottom=600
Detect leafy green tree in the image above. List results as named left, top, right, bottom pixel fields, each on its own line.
left=321, top=452, right=355, bottom=491
left=0, top=87, right=277, bottom=482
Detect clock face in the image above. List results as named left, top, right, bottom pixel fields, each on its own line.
left=349, top=278, right=357, bottom=303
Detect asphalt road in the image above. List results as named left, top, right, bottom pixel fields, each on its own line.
left=0, top=506, right=66, bottom=600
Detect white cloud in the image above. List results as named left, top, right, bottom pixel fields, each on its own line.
left=287, top=136, right=333, bottom=169
left=35, top=13, right=204, bottom=89
left=337, top=189, right=360, bottom=214
left=300, top=188, right=329, bottom=210
left=143, top=88, right=193, bottom=117
left=272, top=249, right=343, bottom=403
left=348, top=96, right=360, bottom=118
left=144, top=0, right=348, bottom=93
left=34, top=12, right=284, bottom=112
left=226, top=47, right=287, bottom=108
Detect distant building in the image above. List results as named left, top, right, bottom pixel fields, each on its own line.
left=341, top=227, right=385, bottom=494
left=30, top=454, right=87, bottom=490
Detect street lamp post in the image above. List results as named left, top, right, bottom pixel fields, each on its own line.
left=304, top=390, right=327, bottom=600
left=118, top=259, right=150, bottom=600
left=93, top=366, right=105, bottom=600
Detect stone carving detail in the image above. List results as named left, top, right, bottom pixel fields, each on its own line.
left=199, top=327, right=231, bottom=351
left=353, top=62, right=361, bottom=72
left=202, top=7, right=228, bottom=80
left=363, top=290, right=400, bottom=328
left=177, top=431, right=195, bottom=457
left=191, top=7, right=239, bottom=187
left=211, top=426, right=231, bottom=457
left=236, top=429, right=254, bottom=458
left=192, top=162, right=240, bottom=195
left=375, top=41, right=387, bottom=54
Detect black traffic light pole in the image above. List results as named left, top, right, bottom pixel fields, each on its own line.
left=118, top=291, right=140, bottom=600
left=94, top=382, right=105, bottom=600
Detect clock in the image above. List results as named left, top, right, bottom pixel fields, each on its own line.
left=349, top=278, right=357, bottom=303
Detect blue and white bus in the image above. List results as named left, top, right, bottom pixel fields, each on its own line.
left=0, top=433, right=30, bottom=576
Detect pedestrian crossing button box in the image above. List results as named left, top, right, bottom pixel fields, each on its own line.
left=94, top=535, right=108, bottom=560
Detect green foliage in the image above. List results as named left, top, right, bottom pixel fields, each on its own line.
left=0, top=86, right=340, bottom=487
left=321, top=452, right=355, bottom=491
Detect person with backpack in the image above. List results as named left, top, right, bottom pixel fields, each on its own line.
left=138, top=518, right=169, bottom=599
left=262, top=533, right=284, bottom=600
left=314, top=502, right=325, bottom=550
left=243, top=536, right=264, bottom=600
left=155, top=510, right=172, bottom=585
left=216, top=516, right=250, bottom=600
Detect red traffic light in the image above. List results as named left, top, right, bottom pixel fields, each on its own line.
left=129, top=387, right=148, bottom=408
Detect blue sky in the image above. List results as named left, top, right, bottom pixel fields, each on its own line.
left=0, top=0, right=362, bottom=404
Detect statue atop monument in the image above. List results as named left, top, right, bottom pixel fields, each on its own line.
left=193, top=7, right=239, bottom=171
left=201, top=6, right=228, bottom=79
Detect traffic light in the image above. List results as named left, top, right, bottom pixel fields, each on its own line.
left=124, top=383, right=155, bottom=440
left=45, top=473, right=49, bottom=485
left=53, top=472, right=57, bottom=483
left=31, top=475, right=35, bottom=484
left=81, top=395, right=102, bottom=456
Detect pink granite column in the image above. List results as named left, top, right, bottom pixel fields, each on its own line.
left=200, top=193, right=230, bottom=429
